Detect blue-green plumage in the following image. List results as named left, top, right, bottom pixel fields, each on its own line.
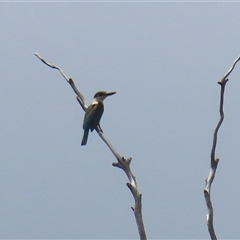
left=81, top=91, right=116, bottom=146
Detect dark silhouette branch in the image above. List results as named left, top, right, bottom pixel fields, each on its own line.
left=35, top=52, right=147, bottom=240
left=204, top=55, right=240, bottom=240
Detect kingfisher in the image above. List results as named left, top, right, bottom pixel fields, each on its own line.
left=81, top=90, right=116, bottom=146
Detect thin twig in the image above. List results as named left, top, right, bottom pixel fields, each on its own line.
left=35, top=52, right=87, bottom=111
left=204, top=55, right=240, bottom=240
left=35, top=53, right=147, bottom=240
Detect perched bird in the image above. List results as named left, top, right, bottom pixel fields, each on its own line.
left=81, top=91, right=116, bottom=146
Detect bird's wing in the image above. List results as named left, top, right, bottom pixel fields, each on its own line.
left=83, top=104, right=98, bottom=129
left=83, top=103, right=104, bottom=131
left=91, top=102, right=104, bottom=131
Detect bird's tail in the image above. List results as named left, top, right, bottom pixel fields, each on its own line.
left=81, top=129, right=89, bottom=146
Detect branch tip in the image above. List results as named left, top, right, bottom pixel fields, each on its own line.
left=113, top=163, right=120, bottom=169
left=126, top=182, right=132, bottom=188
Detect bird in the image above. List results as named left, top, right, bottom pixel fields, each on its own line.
left=81, top=90, right=116, bottom=146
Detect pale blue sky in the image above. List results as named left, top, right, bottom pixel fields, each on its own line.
left=1, top=2, right=240, bottom=239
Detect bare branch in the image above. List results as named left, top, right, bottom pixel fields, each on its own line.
left=35, top=52, right=87, bottom=111
left=219, top=55, right=240, bottom=82
left=204, top=55, right=240, bottom=240
left=97, top=127, right=147, bottom=240
left=35, top=53, right=147, bottom=240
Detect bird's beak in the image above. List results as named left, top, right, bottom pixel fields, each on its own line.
left=106, top=91, right=116, bottom=97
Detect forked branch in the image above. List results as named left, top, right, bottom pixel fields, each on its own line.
left=204, top=55, right=240, bottom=240
left=35, top=52, right=147, bottom=240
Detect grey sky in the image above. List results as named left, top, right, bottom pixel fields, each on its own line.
left=1, top=2, right=240, bottom=239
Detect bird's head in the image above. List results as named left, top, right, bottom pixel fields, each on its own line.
left=92, top=91, right=116, bottom=103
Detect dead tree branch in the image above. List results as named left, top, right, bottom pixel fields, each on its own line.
left=204, top=55, right=240, bottom=240
left=35, top=52, right=147, bottom=240
left=99, top=130, right=146, bottom=240
left=35, top=52, right=87, bottom=111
